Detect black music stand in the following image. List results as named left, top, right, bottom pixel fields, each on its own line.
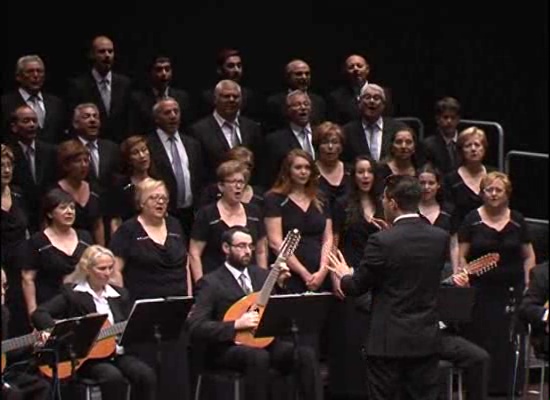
left=119, top=296, right=194, bottom=392
left=437, top=287, right=476, bottom=323
left=255, top=292, right=333, bottom=400
left=36, top=313, right=107, bottom=400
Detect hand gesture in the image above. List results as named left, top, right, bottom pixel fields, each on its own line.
left=370, top=217, right=390, bottom=231
left=331, top=272, right=345, bottom=300
left=452, top=271, right=470, bottom=287
left=326, top=250, right=352, bottom=279
left=235, top=310, right=260, bottom=331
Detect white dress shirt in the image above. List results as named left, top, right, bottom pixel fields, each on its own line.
left=362, top=117, right=384, bottom=161
left=19, top=88, right=45, bottom=127
left=213, top=111, right=242, bottom=147
left=225, top=262, right=253, bottom=293
left=290, top=122, right=315, bottom=158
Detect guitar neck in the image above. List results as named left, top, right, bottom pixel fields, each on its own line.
left=2, top=332, right=38, bottom=353
left=257, top=266, right=282, bottom=307
left=97, top=321, right=127, bottom=341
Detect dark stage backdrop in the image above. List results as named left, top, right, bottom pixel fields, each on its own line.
left=3, top=1, right=548, bottom=216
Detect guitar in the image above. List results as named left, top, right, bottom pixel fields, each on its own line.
left=223, top=228, right=301, bottom=348
left=2, top=330, right=43, bottom=372
left=38, top=319, right=127, bottom=379
left=442, top=252, right=501, bottom=284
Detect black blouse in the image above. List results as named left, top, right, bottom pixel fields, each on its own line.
left=111, top=176, right=139, bottom=222
left=55, top=183, right=101, bottom=236
left=1, top=189, right=29, bottom=271
left=198, top=183, right=265, bottom=210
left=109, top=216, right=188, bottom=300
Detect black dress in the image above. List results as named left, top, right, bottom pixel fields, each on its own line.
left=458, top=209, right=531, bottom=394
left=110, top=175, right=139, bottom=222
left=317, top=169, right=352, bottom=216
left=264, top=192, right=330, bottom=293
left=108, top=215, right=190, bottom=400
left=21, top=229, right=93, bottom=305
left=328, top=196, right=383, bottom=397
left=55, top=183, right=102, bottom=236
left=190, top=202, right=265, bottom=275
left=1, top=189, right=31, bottom=335
left=198, top=183, right=265, bottom=210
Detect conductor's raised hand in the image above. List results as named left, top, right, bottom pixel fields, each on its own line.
left=234, top=310, right=260, bottom=331
left=326, top=250, right=352, bottom=279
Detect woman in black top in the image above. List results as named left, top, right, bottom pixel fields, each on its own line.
left=264, top=149, right=333, bottom=293
left=189, top=160, right=267, bottom=283
left=444, top=126, right=494, bottom=227
left=55, top=139, right=104, bottom=245
left=110, top=177, right=189, bottom=300
left=31, top=245, right=156, bottom=400
left=21, top=188, right=92, bottom=319
left=197, top=146, right=265, bottom=210
left=1, top=144, right=31, bottom=335
left=328, top=155, right=386, bottom=398
left=313, top=122, right=351, bottom=215
left=111, top=135, right=156, bottom=233
left=458, top=171, right=536, bottom=394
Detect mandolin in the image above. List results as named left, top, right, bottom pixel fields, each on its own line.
left=442, top=252, right=501, bottom=284
left=223, top=228, right=301, bottom=348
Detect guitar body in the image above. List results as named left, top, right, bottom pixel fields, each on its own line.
left=223, top=293, right=274, bottom=348
left=39, top=320, right=117, bottom=379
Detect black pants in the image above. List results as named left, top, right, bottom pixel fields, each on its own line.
left=439, top=331, right=490, bottom=400
left=2, top=372, right=50, bottom=400
left=366, top=355, right=439, bottom=400
left=214, top=340, right=323, bottom=400
left=78, top=354, right=156, bottom=400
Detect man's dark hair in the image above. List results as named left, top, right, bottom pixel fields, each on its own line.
left=221, top=226, right=252, bottom=245
left=384, top=175, right=421, bottom=213
left=216, top=48, right=240, bottom=68
left=149, top=55, right=172, bottom=70
left=434, top=97, right=461, bottom=116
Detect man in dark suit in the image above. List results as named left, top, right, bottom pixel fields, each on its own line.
left=328, top=175, right=449, bottom=400
left=71, top=103, right=121, bottom=235
left=130, top=55, right=193, bottom=132
left=519, top=261, right=549, bottom=357
left=199, top=48, right=263, bottom=123
left=265, top=59, right=326, bottom=132
left=1, top=55, right=66, bottom=144
left=67, top=35, right=132, bottom=143
left=147, top=98, right=203, bottom=237
left=423, top=97, right=462, bottom=174
left=7, top=105, right=57, bottom=232
left=342, top=83, right=406, bottom=163
left=187, top=226, right=323, bottom=400
left=191, top=80, right=262, bottom=183
left=264, top=90, right=316, bottom=187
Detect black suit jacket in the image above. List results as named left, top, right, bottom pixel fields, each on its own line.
left=130, top=86, right=193, bottom=132
left=342, top=117, right=406, bottom=163
left=67, top=72, right=132, bottom=143
left=341, top=217, right=449, bottom=357
left=519, top=262, right=549, bottom=355
left=1, top=90, right=67, bottom=144
left=263, top=126, right=304, bottom=187
left=8, top=138, right=57, bottom=231
left=186, top=264, right=270, bottom=345
left=199, top=86, right=263, bottom=123
left=190, top=115, right=263, bottom=183
left=31, top=284, right=131, bottom=330
left=423, top=133, right=459, bottom=175
left=147, top=131, right=204, bottom=211
left=265, top=91, right=327, bottom=132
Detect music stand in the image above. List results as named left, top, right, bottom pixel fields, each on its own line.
left=36, top=313, right=107, bottom=400
left=119, top=296, right=194, bottom=392
left=255, top=292, right=333, bottom=400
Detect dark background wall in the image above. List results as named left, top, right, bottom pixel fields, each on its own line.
left=3, top=1, right=548, bottom=216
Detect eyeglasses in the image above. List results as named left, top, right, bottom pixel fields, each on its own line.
left=147, top=194, right=169, bottom=203
left=230, top=243, right=255, bottom=251
left=224, top=179, right=246, bottom=186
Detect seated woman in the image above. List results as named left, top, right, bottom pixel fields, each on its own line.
left=55, top=139, right=104, bottom=245
left=31, top=245, right=156, bottom=400
left=111, top=135, right=156, bottom=234
left=189, top=160, right=267, bottom=284
left=197, top=146, right=265, bottom=210
left=21, top=188, right=93, bottom=319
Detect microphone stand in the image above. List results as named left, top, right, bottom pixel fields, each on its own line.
left=506, top=286, right=522, bottom=400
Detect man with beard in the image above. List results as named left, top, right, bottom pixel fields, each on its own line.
left=67, top=35, right=132, bottom=143
left=342, top=83, right=406, bottom=163
left=187, top=226, right=324, bottom=400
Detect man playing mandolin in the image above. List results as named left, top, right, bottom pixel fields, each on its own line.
left=187, top=226, right=324, bottom=400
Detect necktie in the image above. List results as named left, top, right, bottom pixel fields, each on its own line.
left=99, top=79, right=111, bottom=114
left=225, top=122, right=241, bottom=148
left=86, top=141, right=99, bottom=178
left=447, top=141, right=457, bottom=168
left=29, top=95, right=45, bottom=128
left=25, top=146, right=36, bottom=182
left=367, top=124, right=379, bottom=161
left=168, top=136, right=187, bottom=208
left=301, top=129, right=315, bottom=158
left=239, top=273, right=252, bottom=295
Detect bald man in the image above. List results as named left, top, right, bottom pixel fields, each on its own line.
left=265, top=59, right=327, bottom=131
left=67, top=35, right=133, bottom=143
